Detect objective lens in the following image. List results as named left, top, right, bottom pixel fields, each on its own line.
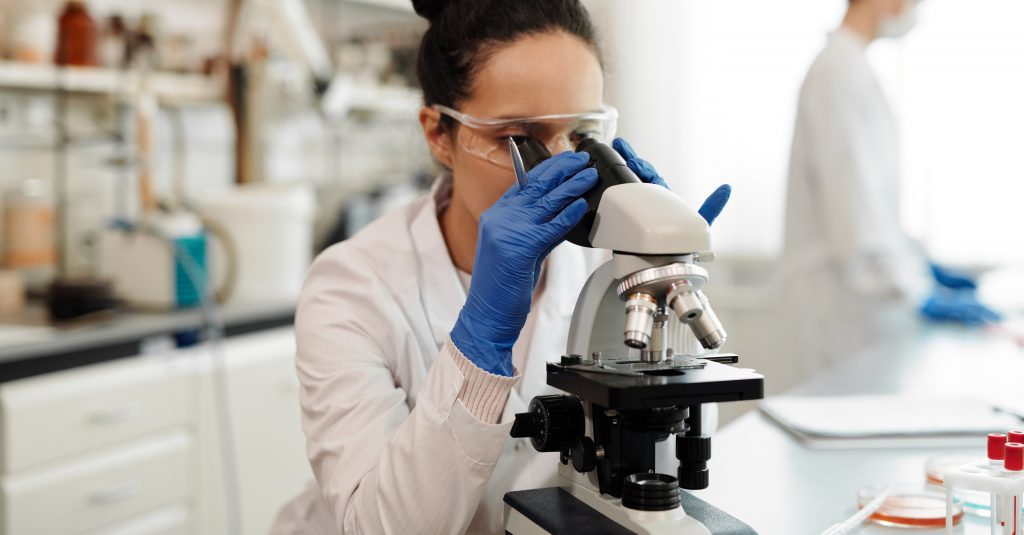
left=668, top=286, right=727, bottom=350
left=624, top=293, right=658, bottom=349
left=668, top=286, right=703, bottom=323
left=691, top=301, right=727, bottom=349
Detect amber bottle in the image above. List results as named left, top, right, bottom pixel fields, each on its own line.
left=55, top=1, right=98, bottom=66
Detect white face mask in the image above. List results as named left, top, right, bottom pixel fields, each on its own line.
left=878, top=1, right=919, bottom=39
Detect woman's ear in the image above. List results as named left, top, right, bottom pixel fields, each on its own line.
left=419, top=106, right=454, bottom=169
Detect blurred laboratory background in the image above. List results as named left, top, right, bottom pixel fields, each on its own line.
left=0, top=0, right=1020, bottom=533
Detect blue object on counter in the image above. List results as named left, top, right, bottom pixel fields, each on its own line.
left=920, top=289, right=1002, bottom=326
left=174, top=233, right=208, bottom=309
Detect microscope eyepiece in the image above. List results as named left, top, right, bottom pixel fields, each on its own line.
left=515, top=136, right=641, bottom=248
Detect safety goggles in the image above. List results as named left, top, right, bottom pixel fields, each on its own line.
left=432, top=104, right=619, bottom=168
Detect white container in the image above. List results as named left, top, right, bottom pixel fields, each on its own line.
left=97, top=213, right=209, bottom=310
left=199, top=184, right=314, bottom=305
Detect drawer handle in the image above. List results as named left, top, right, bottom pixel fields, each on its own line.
left=89, top=400, right=143, bottom=425
left=88, top=479, right=140, bottom=506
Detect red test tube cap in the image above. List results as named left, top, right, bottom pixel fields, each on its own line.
left=1009, top=430, right=1024, bottom=444
left=1006, top=443, right=1024, bottom=471
left=989, top=433, right=1008, bottom=460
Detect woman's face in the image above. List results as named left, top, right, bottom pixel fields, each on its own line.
left=424, top=31, right=605, bottom=221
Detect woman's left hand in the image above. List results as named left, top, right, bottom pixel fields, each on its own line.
left=612, top=137, right=732, bottom=225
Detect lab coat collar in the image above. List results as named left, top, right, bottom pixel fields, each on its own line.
left=411, top=177, right=466, bottom=350
left=832, top=27, right=870, bottom=52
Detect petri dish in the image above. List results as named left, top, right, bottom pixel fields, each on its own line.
left=857, top=483, right=963, bottom=529
left=925, top=455, right=994, bottom=517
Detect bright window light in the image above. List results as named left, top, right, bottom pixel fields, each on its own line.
left=602, top=0, right=1023, bottom=267
left=896, top=0, right=1024, bottom=267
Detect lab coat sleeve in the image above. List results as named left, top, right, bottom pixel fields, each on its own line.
left=296, top=248, right=519, bottom=535
left=800, top=72, right=927, bottom=301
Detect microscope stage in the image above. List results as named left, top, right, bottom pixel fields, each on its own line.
left=546, top=358, right=764, bottom=411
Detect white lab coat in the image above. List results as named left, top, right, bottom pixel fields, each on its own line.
left=271, top=179, right=716, bottom=535
left=781, top=29, right=929, bottom=373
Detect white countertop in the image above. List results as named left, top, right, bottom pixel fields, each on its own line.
left=0, top=300, right=294, bottom=366
left=695, top=326, right=1024, bottom=534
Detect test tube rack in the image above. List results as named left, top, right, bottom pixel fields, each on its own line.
left=944, top=432, right=1024, bottom=535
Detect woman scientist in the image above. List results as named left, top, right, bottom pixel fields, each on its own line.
left=272, top=1, right=728, bottom=533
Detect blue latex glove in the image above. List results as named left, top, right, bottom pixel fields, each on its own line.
left=612, top=137, right=731, bottom=224
left=451, top=152, right=598, bottom=376
left=929, top=262, right=978, bottom=291
left=920, top=288, right=1002, bottom=326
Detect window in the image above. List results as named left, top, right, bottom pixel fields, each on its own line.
left=598, top=0, right=1023, bottom=266
left=897, top=0, right=1024, bottom=266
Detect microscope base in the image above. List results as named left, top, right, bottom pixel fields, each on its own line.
left=503, top=487, right=757, bottom=535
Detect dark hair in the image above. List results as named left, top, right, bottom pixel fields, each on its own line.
left=412, top=0, right=601, bottom=121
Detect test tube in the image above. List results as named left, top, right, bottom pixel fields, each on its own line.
left=993, top=442, right=1023, bottom=535
left=990, top=433, right=1008, bottom=468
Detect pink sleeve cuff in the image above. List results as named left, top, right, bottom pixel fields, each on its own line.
left=446, top=338, right=519, bottom=423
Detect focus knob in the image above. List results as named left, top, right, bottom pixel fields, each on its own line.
left=509, top=395, right=584, bottom=453
left=570, top=437, right=598, bottom=473
left=676, top=434, right=711, bottom=490
left=676, top=434, right=711, bottom=463
left=677, top=465, right=709, bottom=490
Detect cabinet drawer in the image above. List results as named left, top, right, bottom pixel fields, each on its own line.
left=0, top=354, right=194, bottom=472
left=1, top=432, right=192, bottom=535
left=84, top=503, right=191, bottom=535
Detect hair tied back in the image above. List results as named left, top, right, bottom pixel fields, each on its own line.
left=411, top=0, right=449, bottom=22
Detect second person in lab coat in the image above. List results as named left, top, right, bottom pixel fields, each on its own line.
left=782, top=0, right=1000, bottom=371
left=271, top=1, right=729, bottom=533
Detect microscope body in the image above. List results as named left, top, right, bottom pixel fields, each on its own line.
left=504, top=140, right=763, bottom=534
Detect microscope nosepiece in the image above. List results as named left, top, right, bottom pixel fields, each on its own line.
left=623, top=293, right=658, bottom=349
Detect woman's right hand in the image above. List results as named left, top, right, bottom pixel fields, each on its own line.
left=450, top=151, right=598, bottom=376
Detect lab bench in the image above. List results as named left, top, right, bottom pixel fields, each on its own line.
left=0, top=302, right=309, bottom=535
left=0, top=301, right=294, bottom=382
left=695, top=326, right=1024, bottom=534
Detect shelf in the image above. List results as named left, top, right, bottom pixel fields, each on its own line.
left=0, top=61, right=223, bottom=104
left=349, top=84, right=421, bottom=115
left=322, top=75, right=421, bottom=119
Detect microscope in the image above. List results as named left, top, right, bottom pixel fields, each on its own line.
left=503, top=139, right=763, bottom=534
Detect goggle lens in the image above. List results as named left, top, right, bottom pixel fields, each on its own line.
left=434, top=105, right=618, bottom=169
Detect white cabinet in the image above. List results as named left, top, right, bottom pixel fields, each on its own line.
left=193, top=328, right=311, bottom=535
left=2, top=433, right=192, bottom=535
left=0, top=354, right=195, bottom=473
left=0, top=327, right=310, bottom=535
left=84, top=504, right=192, bottom=535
